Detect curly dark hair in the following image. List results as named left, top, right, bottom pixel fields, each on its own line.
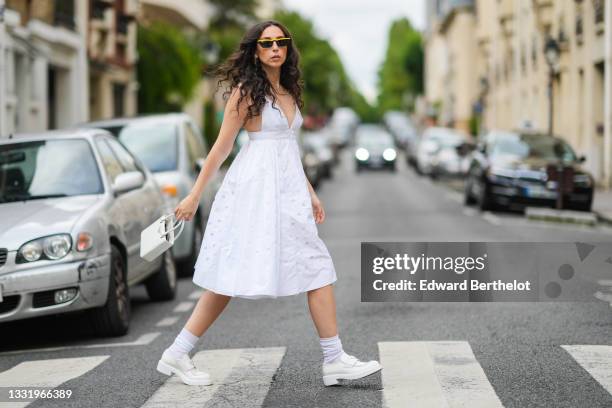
left=210, top=20, right=304, bottom=124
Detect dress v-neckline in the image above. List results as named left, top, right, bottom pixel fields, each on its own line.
left=267, top=95, right=297, bottom=128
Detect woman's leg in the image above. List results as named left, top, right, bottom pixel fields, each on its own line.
left=307, top=284, right=383, bottom=386
left=185, top=290, right=232, bottom=336
left=163, top=290, right=231, bottom=360
left=307, top=284, right=338, bottom=338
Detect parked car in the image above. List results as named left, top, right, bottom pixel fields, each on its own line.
left=82, top=114, right=221, bottom=277
left=431, top=130, right=473, bottom=178
left=464, top=129, right=594, bottom=212
left=328, top=107, right=359, bottom=149
left=354, top=125, right=397, bottom=172
left=416, top=127, right=462, bottom=177
left=302, top=130, right=334, bottom=179
left=0, top=129, right=176, bottom=336
left=298, top=131, right=323, bottom=188
left=383, top=111, right=418, bottom=150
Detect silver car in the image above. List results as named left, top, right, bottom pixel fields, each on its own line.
left=0, top=129, right=177, bottom=336
left=82, top=114, right=220, bottom=277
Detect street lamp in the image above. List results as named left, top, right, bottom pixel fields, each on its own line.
left=543, top=37, right=569, bottom=210
left=544, top=37, right=560, bottom=137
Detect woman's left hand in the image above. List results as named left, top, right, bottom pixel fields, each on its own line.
left=311, top=194, right=325, bottom=224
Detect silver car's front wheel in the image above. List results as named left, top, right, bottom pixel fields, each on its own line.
left=89, top=245, right=131, bottom=337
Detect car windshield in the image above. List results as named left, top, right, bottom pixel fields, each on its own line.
left=117, top=123, right=178, bottom=172
left=490, top=132, right=578, bottom=162
left=0, top=139, right=103, bottom=203
left=357, top=132, right=393, bottom=148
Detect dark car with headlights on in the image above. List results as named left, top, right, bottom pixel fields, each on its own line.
left=354, top=125, right=397, bottom=172
left=464, top=130, right=593, bottom=212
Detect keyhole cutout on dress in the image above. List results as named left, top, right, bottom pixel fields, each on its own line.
left=271, top=95, right=297, bottom=128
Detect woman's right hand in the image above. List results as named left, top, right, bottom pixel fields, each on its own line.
left=174, top=193, right=199, bottom=221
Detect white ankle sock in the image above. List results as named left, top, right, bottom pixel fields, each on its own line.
left=166, top=327, right=200, bottom=360
left=319, top=334, right=344, bottom=364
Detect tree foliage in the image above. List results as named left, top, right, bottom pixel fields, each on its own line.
left=273, top=10, right=373, bottom=120
left=377, top=18, right=424, bottom=114
left=137, top=22, right=203, bottom=113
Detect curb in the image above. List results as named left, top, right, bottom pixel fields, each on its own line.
left=524, top=207, right=597, bottom=226
left=593, top=210, right=612, bottom=227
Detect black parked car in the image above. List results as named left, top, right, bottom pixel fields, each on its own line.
left=464, top=130, right=594, bottom=212
left=354, top=125, right=397, bottom=172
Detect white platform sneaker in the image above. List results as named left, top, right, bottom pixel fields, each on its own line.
left=322, top=352, right=383, bottom=386
left=156, top=349, right=212, bottom=386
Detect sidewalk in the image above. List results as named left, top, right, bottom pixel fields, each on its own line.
left=593, top=187, right=612, bottom=224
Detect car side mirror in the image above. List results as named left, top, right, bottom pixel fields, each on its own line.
left=112, top=171, right=144, bottom=195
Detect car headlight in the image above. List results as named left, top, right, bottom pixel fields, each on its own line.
left=383, top=148, right=397, bottom=161
left=355, top=148, right=369, bottom=161
left=18, top=234, right=72, bottom=263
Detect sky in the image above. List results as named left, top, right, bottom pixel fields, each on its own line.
left=281, top=0, right=425, bottom=104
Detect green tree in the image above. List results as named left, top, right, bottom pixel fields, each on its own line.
left=377, top=18, right=423, bottom=114
left=206, top=0, right=260, bottom=62
left=273, top=10, right=372, bottom=120
left=137, top=22, right=203, bottom=113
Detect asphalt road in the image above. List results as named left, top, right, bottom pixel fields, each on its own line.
left=1, top=146, right=611, bottom=408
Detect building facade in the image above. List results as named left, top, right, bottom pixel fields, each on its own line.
left=426, top=0, right=612, bottom=187
left=1, top=0, right=89, bottom=135
left=425, top=0, right=479, bottom=134
left=0, top=0, right=139, bottom=136
left=88, top=0, right=139, bottom=121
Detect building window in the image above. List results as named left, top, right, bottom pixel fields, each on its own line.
left=54, top=0, right=75, bottom=30
left=113, top=83, right=126, bottom=118
left=575, top=3, right=584, bottom=44
left=592, top=0, right=604, bottom=25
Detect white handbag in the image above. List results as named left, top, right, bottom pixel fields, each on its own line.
left=140, top=213, right=185, bottom=262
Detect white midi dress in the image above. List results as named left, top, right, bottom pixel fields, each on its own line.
left=192, top=95, right=338, bottom=299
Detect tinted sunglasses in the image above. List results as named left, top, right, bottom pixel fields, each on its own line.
left=257, top=37, right=291, bottom=48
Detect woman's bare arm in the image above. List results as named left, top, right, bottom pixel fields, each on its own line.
left=190, top=86, right=250, bottom=199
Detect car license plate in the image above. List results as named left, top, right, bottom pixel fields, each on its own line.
left=524, top=185, right=557, bottom=199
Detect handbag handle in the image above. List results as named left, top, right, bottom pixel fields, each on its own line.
left=157, top=214, right=186, bottom=240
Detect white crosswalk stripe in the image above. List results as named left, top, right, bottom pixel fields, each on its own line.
left=0, top=355, right=109, bottom=408
left=173, top=302, right=195, bottom=313
left=155, top=316, right=181, bottom=327
left=2, top=341, right=611, bottom=407
left=562, top=345, right=612, bottom=395
left=188, top=290, right=203, bottom=300
left=142, top=346, right=286, bottom=407
left=378, top=341, right=503, bottom=408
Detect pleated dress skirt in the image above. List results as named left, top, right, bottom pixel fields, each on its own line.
left=192, top=96, right=338, bottom=299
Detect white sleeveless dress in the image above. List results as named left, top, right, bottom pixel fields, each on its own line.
left=192, top=95, right=338, bottom=299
